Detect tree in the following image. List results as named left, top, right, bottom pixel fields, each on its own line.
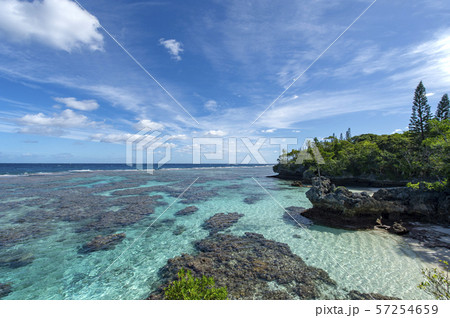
left=436, top=94, right=449, bottom=121
left=339, top=133, right=343, bottom=140
left=345, top=128, right=352, bottom=141
left=409, top=81, right=432, bottom=141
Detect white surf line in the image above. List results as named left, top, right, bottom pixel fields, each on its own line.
left=87, top=177, right=200, bottom=287
left=251, top=177, right=376, bottom=300
left=72, top=0, right=200, bottom=126
left=250, top=0, right=377, bottom=126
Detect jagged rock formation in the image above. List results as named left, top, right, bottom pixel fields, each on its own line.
left=273, top=164, right=407, bottom=187
left=303, top=177, right=450, bottom=229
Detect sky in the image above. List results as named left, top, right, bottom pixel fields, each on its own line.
left=0, top=0, right=449, bottom=164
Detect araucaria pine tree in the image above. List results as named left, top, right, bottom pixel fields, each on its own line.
left=435, top=93, right=449, bottom=121
left=409, top=81, right=432, bottom=141
left=345, top=128, right=351, bottom=141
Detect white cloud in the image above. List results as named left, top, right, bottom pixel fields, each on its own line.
left=261, top=129, right=276, bottom=133
left=90, top=132, right=133, bottom=144
left=204, top=100, right=218, bottom=111
left=0, top=0, right=103, bottom=52
left=19, top=109, right=95, bottom=128
left=252, top=89, right=408, bottom=129
left=19, top=126, right=64, bottom=137
left=204, top=130, right=227, bottom=137
left=331, top=30, right=450, bottom=91
left=134, top=119, right=164, bottom=131
left=159, top=38, right=183, bottom=61
left=170, top=134, right=188, bottom=140
left=54, top=97, right=99, bottom=111
left=165, top=142, right=177, bottom=149
left=426, top=93, right=435, bottom=97
left=391, top=129, right=404, bottom=134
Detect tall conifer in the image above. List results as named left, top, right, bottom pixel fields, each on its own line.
left=409, top=81, right=432, bottom=140
left=435, top=93, right=449, bottom=121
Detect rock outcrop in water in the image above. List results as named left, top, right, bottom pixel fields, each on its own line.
left=175, top=206, right=198, bottom=216
left=202, top=212, right=244, bottom=234
left=243, top=195, right=264, bottom=204
left=283, top=206, right=313, bottom=227
left=148, top=232, right=336, bottom=300
left=79, top=233, right=126, bottom=253
left=0, top=225, right=52, bottom=247
left=348, top=290, right=400, bottom=300
left=0, top=250, right=35, bottom=268
left=303, top=177, right=450, bottom=230
left=172, top=225, right=186, bottom=236
left=0, top=283, right=12, bottom=299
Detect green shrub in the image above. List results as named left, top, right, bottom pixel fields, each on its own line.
left=407, top=179, right=448, bottom=191
left=418, top=260, right=450, bottom=300
left=164, top=268, right=228, bottom=300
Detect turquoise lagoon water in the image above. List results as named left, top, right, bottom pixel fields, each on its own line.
left=0, top=166, right=431, bottom=299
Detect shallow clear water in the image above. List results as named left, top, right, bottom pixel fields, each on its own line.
left=0, top=166, right=431, bottom=299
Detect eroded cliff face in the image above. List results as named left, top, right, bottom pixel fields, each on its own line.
left=303, top=177, right=450, bottom=229
left=273, top=164, right=407, bottom=187
left=273, top=163, right=308, bottom=180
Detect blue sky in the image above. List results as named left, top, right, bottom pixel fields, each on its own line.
left=0, top=0, right=449, bottom=164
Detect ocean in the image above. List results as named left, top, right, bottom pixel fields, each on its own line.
left=0, top=164, right=431, bottom=299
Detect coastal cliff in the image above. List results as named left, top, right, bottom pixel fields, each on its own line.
left=302, top=177, right=450, bottom=230
left=273, top=163, right=407, bottom=187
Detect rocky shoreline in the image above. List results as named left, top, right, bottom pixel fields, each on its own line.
left=148, top=212, right=399, bottom=300
left=302, top=177, right=449, bottom=230
left=146, top=177, right=449, bottom=300
left=297, top=177, right=450, bottom=272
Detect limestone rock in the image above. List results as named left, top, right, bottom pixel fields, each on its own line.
left=148, top=232, right=336, bottom=300
left=304, top=177, right=449, bottom=229
left=175, top=206, right=198, bottom=216
left=79, top=233, right=126, bottom=253
left=202, top=212, right=244, bottom=234
left=0, top=283, right=12, bottom=299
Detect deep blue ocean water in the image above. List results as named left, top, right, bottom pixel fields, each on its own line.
left=0, top=165, right=432, bottom=299
left=0, top=163, right=271, bottom=175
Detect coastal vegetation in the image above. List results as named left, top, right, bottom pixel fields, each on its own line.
left=419, top=260, right=450, bottom=300
left=274, top=82, right=449, bottom=185
left=164, top=268, right=228, bottom=300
